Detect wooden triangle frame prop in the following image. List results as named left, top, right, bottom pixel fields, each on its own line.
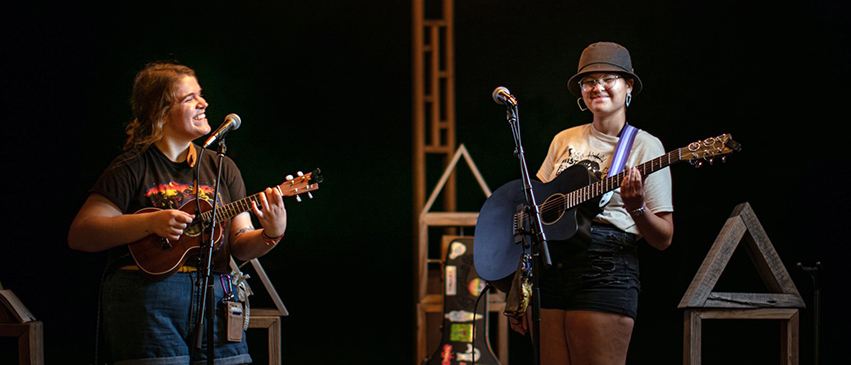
left=420, top=144, right=492, bottom=217
left=0, top=281, right=44, bottom=365
left=231, top=258, right=289, bottom=316
left=0, top=281, right=36, bottom=324
left=678, top=202, right=805, bottom=309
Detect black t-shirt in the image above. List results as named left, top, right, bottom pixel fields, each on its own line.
left=91, top=144, right=246, bottom=273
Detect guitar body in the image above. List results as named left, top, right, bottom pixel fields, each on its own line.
left=127, top=198, right=224, bottom=280
left=474, top=165, right=603, bottom=292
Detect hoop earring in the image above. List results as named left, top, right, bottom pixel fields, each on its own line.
left=625, top=93, right=632, bottom=107
left=577, top=97, right=588, bottom=112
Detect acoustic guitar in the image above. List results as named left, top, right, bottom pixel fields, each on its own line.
left=128, top=169, right=322, bottom=280
left=474, top=134, right=740, bottom=292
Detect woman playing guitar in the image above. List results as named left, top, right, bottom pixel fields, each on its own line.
left=510, top=42, right=674, bottom=365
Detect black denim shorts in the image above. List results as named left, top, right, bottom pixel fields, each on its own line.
left=538, top=223, right=641, bottom=319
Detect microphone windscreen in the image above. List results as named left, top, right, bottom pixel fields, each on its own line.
left=492, top=86, right=510, bottom=105
left=225, top=113, right=242, bottom=130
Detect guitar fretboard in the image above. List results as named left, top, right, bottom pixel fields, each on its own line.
left=561, top=149, right=681, bottom=210
left=516, top=149, right=684, bottom=228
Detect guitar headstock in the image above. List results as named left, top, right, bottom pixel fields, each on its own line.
left=678, top=134, right=741, bottom=167
left=277, top=168, right=323, bottom=201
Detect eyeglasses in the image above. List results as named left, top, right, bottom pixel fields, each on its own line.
left=578, top=75, right=621, bottom=92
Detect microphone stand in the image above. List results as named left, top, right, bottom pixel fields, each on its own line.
left=192, top=140, right=227, bottom=365
left=503, top=103, right=551, bottom=365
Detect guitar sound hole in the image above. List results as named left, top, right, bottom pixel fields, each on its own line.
left=540, top=194, right=566, bottom=225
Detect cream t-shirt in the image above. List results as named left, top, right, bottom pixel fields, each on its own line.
left=536, top=123, right=674, bottom=236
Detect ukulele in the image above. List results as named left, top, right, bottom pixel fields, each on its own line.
left=128, top=169, right=322, bottom=280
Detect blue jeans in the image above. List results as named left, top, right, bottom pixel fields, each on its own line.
left=538, top=223, right=641, bottom=319
left=102, top=270, right=252, bottom=365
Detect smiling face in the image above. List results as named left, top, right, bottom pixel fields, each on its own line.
left=162, top=75, right=210, bottom=143
left=580, top=72, right=634, bottom=116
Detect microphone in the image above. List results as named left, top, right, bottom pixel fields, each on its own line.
left=492, top=86, right=517, bottom=107
left=202, top=113, right=241, bottom=149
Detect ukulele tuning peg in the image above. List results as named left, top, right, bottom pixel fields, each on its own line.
left=296, top=195, right=302, bottom=202
left=297, top=171, right=304, bottom=177
left=307, top=192, right=314, bottom=199
left=286, top=175, right=294, bottom=181
left=721, top=156, right=727, bottom=164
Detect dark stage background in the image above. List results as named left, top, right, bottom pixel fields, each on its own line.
left=3, top=1, right=849, bottom=364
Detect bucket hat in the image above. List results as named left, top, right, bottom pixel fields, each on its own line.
left=567, top=42, right=642, bottom=97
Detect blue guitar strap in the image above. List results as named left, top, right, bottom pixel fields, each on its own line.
left=608, top=124, right=638, bottom=178
left=600, top=123, right=638, bottom=207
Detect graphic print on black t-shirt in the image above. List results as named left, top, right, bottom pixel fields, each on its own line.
left=143, top=181, right=227, bottom=252
left=144, top=181, right=217, bottom=210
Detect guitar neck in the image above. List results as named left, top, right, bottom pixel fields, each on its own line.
left=566, top=149, right=682, bottom=209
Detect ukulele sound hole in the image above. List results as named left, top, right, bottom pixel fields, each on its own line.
left=184, top=222, right=202, bottom=238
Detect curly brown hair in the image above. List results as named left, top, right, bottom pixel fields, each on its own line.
left=124, top=61, right=197, bottom=151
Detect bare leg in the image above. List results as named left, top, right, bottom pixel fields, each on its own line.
left=563, top=310, right=634, bottom=365
left=539, top=309, right=571, bottom=365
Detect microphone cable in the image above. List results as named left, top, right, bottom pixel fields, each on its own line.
left=471, top=282, right=494, bottom=365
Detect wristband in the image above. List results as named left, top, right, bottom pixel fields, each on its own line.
left=261, top=230, right=283, bottom=246
left=629, top=204, right=647, bottom=217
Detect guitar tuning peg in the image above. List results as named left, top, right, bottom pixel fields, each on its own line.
left=695, top=161, right=703, bottom=168
left=286, top=175, right=294, bottom=181
left=296, top=195, right=302, bottom=202
left=297, top=171, right=304, bottom=177
left=709, top=158, right=715, bottom=165
left=307, top=192, right=313, bottom=199
left=721, top=156, right=727, bottom=163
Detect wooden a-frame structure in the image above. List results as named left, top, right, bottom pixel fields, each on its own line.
left=679, top=202, right=805, bottom=365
